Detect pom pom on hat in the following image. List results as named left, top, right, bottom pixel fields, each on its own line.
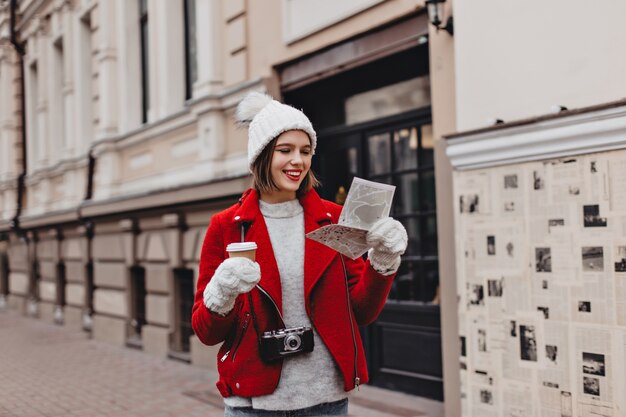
left=236, top=91, right=317, bottom=170
left=235, top=92, right=273, bottom=127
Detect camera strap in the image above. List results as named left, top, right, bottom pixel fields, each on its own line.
left=247, top=291, right=263, bottom=345
left=239, top=220, right=352, bottom=352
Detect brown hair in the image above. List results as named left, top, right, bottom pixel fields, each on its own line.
left=251, top=135, right=320, bottom=198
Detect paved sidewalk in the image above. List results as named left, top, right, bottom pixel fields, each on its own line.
left=0, top=309, right=444, bottom=417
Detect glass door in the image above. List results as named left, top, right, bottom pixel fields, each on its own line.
left=314, top=109, right=443, bottom=400
left=313, top=132, right=362, bottom=205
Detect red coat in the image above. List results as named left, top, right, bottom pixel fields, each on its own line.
left=191, top=188, right=395, bottom=398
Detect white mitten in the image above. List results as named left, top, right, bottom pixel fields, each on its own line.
left=366, top=217, right=408, bottom=275
left=203, top=257, right=261, bottom=315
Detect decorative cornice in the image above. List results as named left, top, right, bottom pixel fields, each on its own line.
left=446, top=104, right=626, bottom=170
left=79, top=175, right=250, bottom=219
left=91, top=78, right=265, bottom=157
left=26, top=154, right=89, bottom=183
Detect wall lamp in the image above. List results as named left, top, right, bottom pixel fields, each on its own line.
left=426, top=0, right=454, bottom=36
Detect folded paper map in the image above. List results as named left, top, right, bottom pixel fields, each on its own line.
left=306, top=177, right=395, bottom=259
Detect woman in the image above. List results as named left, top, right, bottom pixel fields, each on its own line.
left=192, top=92, right=407, bottom=416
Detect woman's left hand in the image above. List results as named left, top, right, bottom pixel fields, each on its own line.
left=366, top=218, right=408, bottom=275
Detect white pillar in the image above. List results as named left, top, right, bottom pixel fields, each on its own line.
left=73, top=6, right=95, bottom=154
left=3, top=54, right=16, bottom=179
left=115, top=0, right=141, bottom=132
left=61, top=3, right=76, bottom=156
left=146, top=0, right=159, bottom=123
left=193, top=0, right=222, bottom=97
left=36, top=29, right=49, bottom=168
left=148, top=0, right=185, bottom=120
left=96, top=0, right=119, bottom=139
left=46, top=10, right=64, bottom=166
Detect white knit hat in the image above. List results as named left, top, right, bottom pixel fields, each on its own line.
left=235, top=92, right=317, bottom=170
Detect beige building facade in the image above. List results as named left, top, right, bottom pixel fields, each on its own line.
left=0, top=0, right=459, bottom=410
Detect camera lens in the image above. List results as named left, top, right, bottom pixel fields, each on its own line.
left=284, top=334, right=301, bottom=351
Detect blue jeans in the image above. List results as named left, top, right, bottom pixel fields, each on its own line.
left=224, top=398, right=348, bottom=417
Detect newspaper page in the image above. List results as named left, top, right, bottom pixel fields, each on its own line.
left=528, top=161, right=550, bottom=218
left=465, top=223, right=525, bottom=273
left=502, top=382, right=535, bottom=417
left=532, top=281, right=570, bottom=322
left=574, top=326, right=615, bottom=415
left=538, top=322, right=573, bottom=417
left=538, top=388, right=574, bottom=417
left=619, top=332, right=626, bottom=415
left=547, top=158, right=584, bottom=204
left=530, top=203, right=577, bottom=245
left=458, top=232, right=478, bottom=308
left=485, top=275, right=505, bottom=319
left=532, top=233, right=580, bottom=285
left=469, top=368, right=499, bottom=417
left=503, top=274, right=532, bottom=316
left=615, top=244, right=626, bottom=326
left=501, top=317, right=533, bottom=384
left=608, top=157, right=626, bottom=212
left=585, top=158, right=610, bottom=203
left=457, top=171, right=492, bottom=216
left=469, top=315, right=493, bottom=371
left=459, top=315, right=470, bottom=415
left=515, top=312, right=545, bottom=370
left=500, top=169, right=525, bottom=218
left=570, top=247, right=615, bottom=325
left=306, top=177, right=395, bottom=259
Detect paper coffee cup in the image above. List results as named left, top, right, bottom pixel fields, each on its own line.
left=226, top=242, right=257, bottom=261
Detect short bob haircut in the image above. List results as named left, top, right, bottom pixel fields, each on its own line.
left=251, top=133, right=320, bottom=198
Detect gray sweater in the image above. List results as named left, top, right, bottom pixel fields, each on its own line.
left=224, top=199, right=347, bottom=410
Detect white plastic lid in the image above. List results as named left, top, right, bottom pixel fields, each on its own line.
left=226, top=242, right=257, bottom=252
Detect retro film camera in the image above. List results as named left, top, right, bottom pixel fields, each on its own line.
left=259, top=326, right=314, bottom=362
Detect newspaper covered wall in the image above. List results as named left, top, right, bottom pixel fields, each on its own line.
left=454, top=152, right=626, bottom=417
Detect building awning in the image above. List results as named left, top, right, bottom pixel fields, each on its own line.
left=278, top=13, right=428, bottom=92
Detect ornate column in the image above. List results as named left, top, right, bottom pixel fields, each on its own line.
left=148, top=0, right=185, bottom=119
left=72, top=5, right=95, bottom=152
left=60, top=1, right=76, bottom=156
left=36, top=22, right=49, bottom=167
left=114, top=0, right=141, bottom=132
left=193, top=0, right=223, bottom=97
left=95, top=0, right=119, bottom=139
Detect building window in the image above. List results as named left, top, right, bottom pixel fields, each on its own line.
left=27, top=62, right=38, bottom=168
left=174, top=268, right=194, bottom=353
left=139, top=0, right=149, bottom=123
left=314, top=110, right=438, bottom=303
left=53, top=38, right=66, bottom=151
left=0, top=251, right=9, bottom=297
left=79, top=12, right=94, bottom=147
left=128, top=265, right=146, bottom=347
left=183, top=0, right=197, bottom=100
left=366, top=122, right=438, bottom=303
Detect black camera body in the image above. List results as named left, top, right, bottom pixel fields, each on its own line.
left=259, top=326, right=314, bottom=362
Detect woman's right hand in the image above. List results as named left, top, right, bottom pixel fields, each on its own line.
left=203, top=257, right=261, bottom=315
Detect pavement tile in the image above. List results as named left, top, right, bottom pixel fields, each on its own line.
left=0, top=309, right=443, bottom=417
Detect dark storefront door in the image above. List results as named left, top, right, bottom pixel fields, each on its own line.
left=313, top=109, right=443, bottom=400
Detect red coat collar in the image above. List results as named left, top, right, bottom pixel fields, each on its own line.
left=231, top=188, right=339, bottom=313
left=231, top=188, right=332, bottom=225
